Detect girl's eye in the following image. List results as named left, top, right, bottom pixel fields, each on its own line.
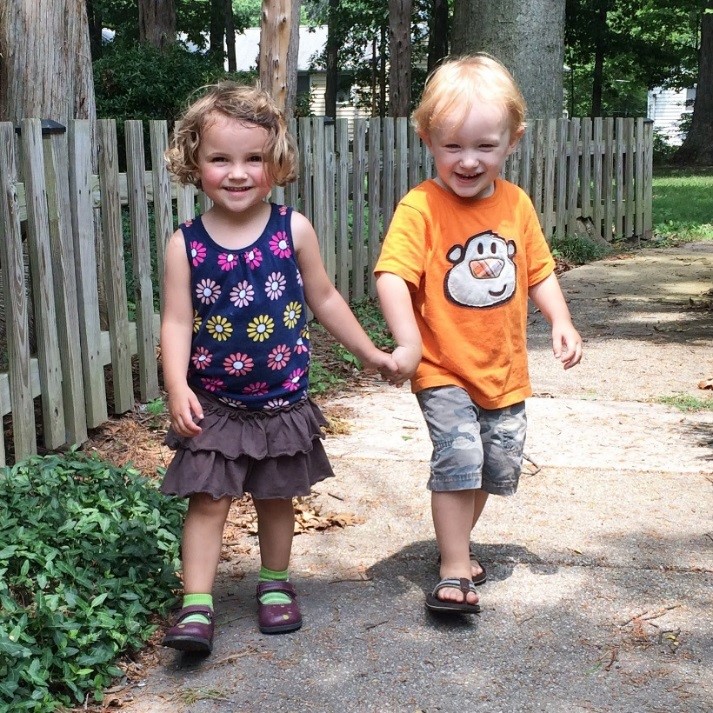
left=249, top=155, right=264, bottom=163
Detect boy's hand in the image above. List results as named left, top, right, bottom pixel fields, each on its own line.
left=552, top=321, right=583, bottom=369
left=389, top=344, right=421, bottom=387
left=167, top=384, right=204, bottom=437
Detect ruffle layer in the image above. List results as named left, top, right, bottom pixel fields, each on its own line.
left=161, top=392, right=334, bottom=500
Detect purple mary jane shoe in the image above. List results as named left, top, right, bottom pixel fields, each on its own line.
left=256, top=581, right=303, bottom=634
left=162, top=604, right=214, bottom=654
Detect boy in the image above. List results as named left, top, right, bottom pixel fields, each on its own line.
left=375, top=55, right=582, bottom=613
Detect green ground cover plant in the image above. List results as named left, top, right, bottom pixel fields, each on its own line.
left=0, top=451, right=185, bottom=711
left=652, top=167, right=713, bottom=244
left=657, top=394, right=713, bottom=412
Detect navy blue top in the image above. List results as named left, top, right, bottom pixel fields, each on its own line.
left=182, top=203, right=311, bottom=410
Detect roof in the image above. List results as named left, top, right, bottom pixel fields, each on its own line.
left=232, top=25, right=327, bottom=73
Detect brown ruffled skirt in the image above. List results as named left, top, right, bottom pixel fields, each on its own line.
left=161, top=391, right=335, bottom=500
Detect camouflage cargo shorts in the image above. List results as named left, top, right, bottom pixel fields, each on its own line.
left=416, top=385, right=527, bottom=495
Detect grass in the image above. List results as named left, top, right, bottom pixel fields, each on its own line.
left=657, top=394, right=713, bottom=412
left=651, top=166, right=713, bottom=244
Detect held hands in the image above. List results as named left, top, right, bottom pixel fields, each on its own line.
left=167, top=384, right=204, bottom=437
left=552, top=320, right=583, bottom=370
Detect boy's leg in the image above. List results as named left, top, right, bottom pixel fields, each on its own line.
left=432, top=490, right=480, bottom=605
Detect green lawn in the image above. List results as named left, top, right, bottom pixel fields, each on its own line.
left=652, top=166, right=713, bottom=243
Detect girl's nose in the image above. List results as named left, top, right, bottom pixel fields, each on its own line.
left=228, top=163, right=247, bottom=179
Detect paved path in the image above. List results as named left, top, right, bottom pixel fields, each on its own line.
left=120, top=244, right=713, bottom=713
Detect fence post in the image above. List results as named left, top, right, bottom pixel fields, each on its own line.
left=0, top=122, right=36, bottom=463
left=42, top=120, right=88, bottom=445
left=19, top=119, right=66, bottom=449
left=68, top=119, right=108, bottom=429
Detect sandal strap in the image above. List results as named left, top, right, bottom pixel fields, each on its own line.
left=175, top=605, right=214, bottom=622
left=256, top=581, right=297, bottom=600
left=431, top=577, right=476, bottom=596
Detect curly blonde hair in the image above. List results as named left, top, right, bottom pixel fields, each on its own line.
left=165, top=82, right=297, bottom=187
left=412, top=54, right=526, bottom=140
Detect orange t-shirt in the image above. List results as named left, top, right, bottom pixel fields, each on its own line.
left=375, top=178, right=555, bottom=409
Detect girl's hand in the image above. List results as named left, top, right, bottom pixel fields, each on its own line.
left=361, top=348, right=399, bottom=381
left=167, top=385, right=204, bottom=437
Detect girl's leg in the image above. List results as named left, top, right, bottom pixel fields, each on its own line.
left=181, top=493, right=233, bottom=593
left=432, top=490, right=479, bottom=605
left=253, top=497, right=295, bottom=571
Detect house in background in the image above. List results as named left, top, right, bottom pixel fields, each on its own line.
left=231, top=25, right=371, bottom=121
left=647, top=86, right=696, bottom=145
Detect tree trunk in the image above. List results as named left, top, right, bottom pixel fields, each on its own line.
left=225, top=0, right=236, bottom=72
left=86, top=0, right=103, bottom=61
left=673, top=0, right=713, bottom=165
left=209, top=0, right=225, bottom=64
left=591, top=0, right=608, bottom=117
left=324, top=0, right=340, bottom=120
left=0, top=0, right=96, bottom=124
left=427, top=0, right=450, bottom=74
left=138, top=0, right=176, bottom=49
left=388, top=0, right=412, bottom=117
left=452, top=0, right=565, bottom=120
left=259, top=0, right=301, bottom=116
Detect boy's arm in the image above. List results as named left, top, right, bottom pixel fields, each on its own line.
left=376, top=272, right=422, bottom=384
left=529, top=272, right=583, bottom=370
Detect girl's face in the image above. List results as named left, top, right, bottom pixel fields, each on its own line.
left=424, top=103, right=521, bottom=201
left=196, top=114, right=272, bottom=217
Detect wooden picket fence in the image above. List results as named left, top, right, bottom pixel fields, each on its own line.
left=0, top=115, right=652, bottom=465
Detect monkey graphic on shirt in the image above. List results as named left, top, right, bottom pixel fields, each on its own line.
left=444, top=231, right=517, bottom=308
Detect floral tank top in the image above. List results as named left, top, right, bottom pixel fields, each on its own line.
left=182, top=203, right=310, bottom=411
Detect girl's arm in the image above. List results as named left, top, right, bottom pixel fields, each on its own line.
left=375, top=271, right=422, bottom=382
left=292, top=212, right=397, bottom=379
left=161, top=230, right=204, bottom=436
left=529, top=272, right=583, bottom=370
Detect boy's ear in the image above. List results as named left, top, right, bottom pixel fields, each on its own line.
left=507, top=126, right=525, bottom=154
left=418, top=130, right=432, bottom=149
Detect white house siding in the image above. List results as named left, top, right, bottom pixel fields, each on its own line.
left=647, top=86, right=696, bottom=145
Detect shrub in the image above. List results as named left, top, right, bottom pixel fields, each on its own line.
left=0, top=451, right=185, bottom=711
left=550, top=234, right=611, bottom=265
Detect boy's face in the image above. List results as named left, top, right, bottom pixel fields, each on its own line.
left=423, top=103, right=522, bottom=200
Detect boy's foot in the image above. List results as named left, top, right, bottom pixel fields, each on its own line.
left=437, top=547, right=487, bottom=586
left=256, top=581, right=303, bottom=634
left=425, top=577, right=481, bottom=614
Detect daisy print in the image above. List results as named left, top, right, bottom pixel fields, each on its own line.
left=269, top=231, right=291, bottom=258
left=206, top=315, right=233, bottom=341
left=193, top=310, right=202, bottom=333
left=230, top=281, right=254, bottom=308
left=244, top=247, right=263, bottom=269
left=267, top=344, right=291, bottom=371
left=243, top=382, right=269, bottom=397
left=201, top=376, right=224, bottom=393
left=196, top=278, right=221, bottom=305
left=218, top=252, right=239, bottom=271
left=294, top=325, right=310, bottom=354
left=223, top=352, right=254, bottom=376
left=265, top=397, right=290, bottom=411
left=265, top=271, right=286, bottom=301
left=296, top=268, right=303, bottom=287
left=191, top=346, right=212, bottom=370
left=219, top=396, right=246, bottom=409
left=189, top=240, right=206, bottom=266
left=247, top=314, right=274, bottom=342
left=278, top=205, right=288, bottom=216
left=283, top=368, right=305, bottom=392
left=283, top=301, right=302, bottom=329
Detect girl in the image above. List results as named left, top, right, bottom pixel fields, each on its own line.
left=159, top=82, right=397, bottom=654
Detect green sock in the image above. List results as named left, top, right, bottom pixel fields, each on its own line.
left=258, top=566, right=291, bottom=605
left=181, top=593, right=213, bottom=625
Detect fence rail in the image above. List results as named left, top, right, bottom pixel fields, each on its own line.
left=0, top=116, right=652, bottom=465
